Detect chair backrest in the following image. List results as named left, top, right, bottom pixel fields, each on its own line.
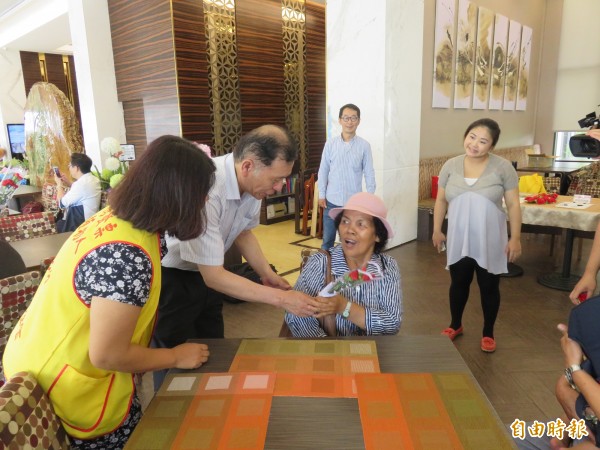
left=567, top=162, right=600, bottom=197
left=42, top=182, right=61, bottom=215
left=0, top=211, right=57, bottom=242
left=0, top=270, right=42, bottom=380
left=543, top=175, right=561, bottom=194
left=0, top=371, right=70, bottom=449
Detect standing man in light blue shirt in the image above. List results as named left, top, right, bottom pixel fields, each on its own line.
left=318, top=103, right=376, bottom=250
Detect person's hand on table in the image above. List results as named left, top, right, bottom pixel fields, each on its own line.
left=569, top=274, right=596, bottom=305
left=172, top=343, right=210, bottom=369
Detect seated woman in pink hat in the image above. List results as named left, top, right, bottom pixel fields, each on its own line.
left=285, top=192, right=402, bottom=337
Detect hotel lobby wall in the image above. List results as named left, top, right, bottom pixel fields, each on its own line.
left=106, top=0, right=326, bottom=167
left=419, top=0, right=553, bottom=158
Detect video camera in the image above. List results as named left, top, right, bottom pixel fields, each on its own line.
left=569, top=111, right=600, bottom=158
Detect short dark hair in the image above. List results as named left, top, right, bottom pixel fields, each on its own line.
left=339, top=104, right=360, bottom=119
left=109, top=135, right=216, bottom=240
left=464, top=118, right=501, bottom=147
left=233, top=125, right=298, bottom=166
left=70, top=153, right=93, bottom=173
left=334, top=212, right=389, bottom=254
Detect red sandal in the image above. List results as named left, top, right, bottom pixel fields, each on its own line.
left=481, top=337, right=496, bottom=352
left=441, top=326, right=463, bottom=341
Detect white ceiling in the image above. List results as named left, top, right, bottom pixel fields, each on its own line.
left=0, top=0, right=24, bottom=17
left=0, top=0, right=71, bottom=54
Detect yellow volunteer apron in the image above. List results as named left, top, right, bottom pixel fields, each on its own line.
left=3, top=208, right=162, bottom=439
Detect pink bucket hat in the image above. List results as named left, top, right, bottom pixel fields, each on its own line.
left=328, top=192, right=394, bottom=238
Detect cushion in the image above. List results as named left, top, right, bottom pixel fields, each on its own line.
left=0, top=271, right=42, bottom=381
left=0, top=212, right=56, bottom=242
left=0, top=372, right=70, bottom=449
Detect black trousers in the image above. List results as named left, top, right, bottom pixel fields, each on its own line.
left=151, top=266, right=225, bottom=389
left=448, top=257, right=500, bottom=338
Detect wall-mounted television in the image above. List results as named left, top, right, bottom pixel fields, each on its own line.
left=6, top=123, right=25, bottom=158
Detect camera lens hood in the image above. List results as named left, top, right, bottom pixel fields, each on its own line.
left=570, top=134, right=600, bottom=158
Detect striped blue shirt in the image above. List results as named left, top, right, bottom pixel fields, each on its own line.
left=285, top=246, right=402, bottom=337
left=317, top=134, right=376, bottom=206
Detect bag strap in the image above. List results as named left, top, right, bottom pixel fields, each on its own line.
left=317, top=249, right=336, bottom=337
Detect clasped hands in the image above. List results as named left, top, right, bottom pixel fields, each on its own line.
left=313, top=294, right=343, bottom=318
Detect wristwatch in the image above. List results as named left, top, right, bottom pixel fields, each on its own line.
left=565, top=364, right=582, bottom=391
left=342, top=301, right=352, bottom=318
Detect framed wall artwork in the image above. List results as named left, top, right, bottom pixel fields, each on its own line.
left=432, top=0, right=455, bottom=108
left=453, top=0, right=477, bottom=109
left=489, top=13, right=508, bottom=110
left=472, top=7, right=494, bottom=110
left=516, top=25, right=532, bottom=111
left=431, top=2, right=533, bottom=112
left=503, top=19, right=522, bottom=111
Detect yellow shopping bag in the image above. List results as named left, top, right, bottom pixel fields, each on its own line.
left=518, top=173, right=547, bottom=194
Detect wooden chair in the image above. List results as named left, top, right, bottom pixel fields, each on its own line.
left=0, top=211, right=57, bottom=242
left=301, top=174, right=316, bottom=236
left=0, top=371, right=70, bottom=449
left=0, top=270, right=42, bottom=382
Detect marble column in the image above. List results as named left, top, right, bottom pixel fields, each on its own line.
left=68, top=0, right=124, bottom=168
left=0, top=49, right=27, bottom=153
left=326, top=0, right=424, bottom=247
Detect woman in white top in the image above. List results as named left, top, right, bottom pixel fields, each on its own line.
left=432, top=118, right=522, bottom=353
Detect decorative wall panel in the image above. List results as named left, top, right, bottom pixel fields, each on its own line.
left=489, top=14, right=508, bottom=110
left=282, top=0, right=309, bottom=171
left=20, top=51, right=45, bottom=97
left=172, top=0, right=213, bottom=145
left=107, top=0, right=325, bottom=168
left=503, top=20, right=521, bottom=111
left=432, top=0, right=455, bottom=108
left=236, top=0, right=286, bottom=131
left=453, top=0, right=477, bottom=109
left=304, top=1, right=326, bottom=171
left=121, top=100, right=147, bottom=160
left=203, top=0, right=242, bottom=155
left=19, top=51, right=81, bottom=136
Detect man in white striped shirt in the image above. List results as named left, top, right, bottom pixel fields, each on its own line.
left=318, top=104, right=376, bottom=251
left=152, top=125, right=319, bottom=389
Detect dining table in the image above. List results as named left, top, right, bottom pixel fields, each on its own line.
left=520, top=195, right=600, bottom=291
left=8, top=231, right=72, bottom=270
left=125, top=335, right=516, bottom=450
left=516, top=161, right=591, bottom=194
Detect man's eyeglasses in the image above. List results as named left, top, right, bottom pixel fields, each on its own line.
left=341, top=116, right=359, bottom=123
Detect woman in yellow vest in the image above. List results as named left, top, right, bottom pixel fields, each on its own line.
left=3, top=135, right=216, bottom=449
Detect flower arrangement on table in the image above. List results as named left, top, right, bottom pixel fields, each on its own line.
left=319, top=262, right=383, bottom=297
left=0, top=165, right=28, bottom=208
left=92, top=137, right=129, bottom=190
left=524, top=192, right=558, bottom=205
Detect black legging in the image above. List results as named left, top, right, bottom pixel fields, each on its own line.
left=448, top=257, right=500, bottom=338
